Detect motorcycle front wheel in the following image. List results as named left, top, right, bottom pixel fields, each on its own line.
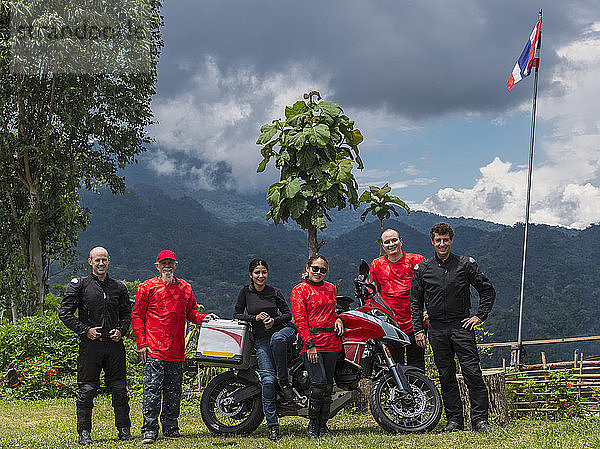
left=369, top=370, right=442, bottom=433
left=200, top=370, right=264, bottom=435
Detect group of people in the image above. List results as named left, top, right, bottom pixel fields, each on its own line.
left=59, top=248, right=218, bottom=445
left=59, top=221, right=495, bottom=445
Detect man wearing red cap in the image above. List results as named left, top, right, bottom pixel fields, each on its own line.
left=131, top=250, right=218, bottom=444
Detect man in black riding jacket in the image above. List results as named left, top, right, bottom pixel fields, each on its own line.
left=59, top=246, right=133, bottom=445
left=410, top=223, right=495, bottom=434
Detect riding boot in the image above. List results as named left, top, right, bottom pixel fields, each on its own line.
left=318, top=386, right=332, bottom=437
left=307, top=419, right=320, bottom=439
left=307, top=389, right=322, bottom=438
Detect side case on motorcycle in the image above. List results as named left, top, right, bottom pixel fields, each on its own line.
left=195, top=319, right=253, bottom=369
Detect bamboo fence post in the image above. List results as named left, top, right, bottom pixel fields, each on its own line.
left=578, top=353, right=583, bottom=400
left=541, top=352, right=547, bottom=369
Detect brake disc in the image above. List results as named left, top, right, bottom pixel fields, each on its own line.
left=215, top=388, right=244, bottom=418
left=388, top=386, right=427, bottom=418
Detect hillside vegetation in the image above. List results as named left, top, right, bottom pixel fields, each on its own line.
left=69, top=184, right=600, bottom=366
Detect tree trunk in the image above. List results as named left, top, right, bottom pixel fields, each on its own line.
left=28, top=189, right=45, bottom=316
left=379, top=219, right=384, bottom=256
left=456, top=368, right=510, bottom=426
left=308, top=227, right=318, bottom=258
left=11, top=302, right=18, bottom=325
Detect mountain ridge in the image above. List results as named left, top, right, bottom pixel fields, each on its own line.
left=73, top=183, right=599, bottom=366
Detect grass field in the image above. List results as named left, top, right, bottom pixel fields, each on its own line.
left=1, top=397, right=599, bottom=449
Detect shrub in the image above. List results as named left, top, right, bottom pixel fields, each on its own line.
left=0, top=314, right=78, bottom=372
left=505, top=370, right=587, bottom=420
left=0, top=314, right=143, bottom=399
left=5, top=355, right=75, bottom=399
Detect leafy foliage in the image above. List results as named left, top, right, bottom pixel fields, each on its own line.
left=0, top=1, right=164, bottom=316
left=359, top=183, right=410, bottom=253
left=257, top=91, right=364, bottom=256
left=359, top=184, right=410, bottom=232
left=0, top=297, right=146, bottom=399
left=0, top=314, right=77, bottom=398
left=4, top=354, right=74, bottom=400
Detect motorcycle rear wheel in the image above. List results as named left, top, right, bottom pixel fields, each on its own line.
left=200, top=370, right=264, bottom=435
left=369, top=370, right=442, bottom=433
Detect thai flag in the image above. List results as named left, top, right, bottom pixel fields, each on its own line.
left=507, top=17, right=542, bottom=91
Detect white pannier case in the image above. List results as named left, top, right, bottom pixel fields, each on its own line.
left=195, top=319, right=253, bottom=369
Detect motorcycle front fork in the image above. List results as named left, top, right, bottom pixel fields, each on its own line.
left=380, top=342, right=411, bottom=393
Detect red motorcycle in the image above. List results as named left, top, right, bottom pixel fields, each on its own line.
left=198, top=260, right=442, bottom=434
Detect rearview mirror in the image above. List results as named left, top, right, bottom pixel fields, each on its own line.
left=359, top=259, right=369, bottom=277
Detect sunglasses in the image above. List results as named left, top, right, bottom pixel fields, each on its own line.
left=309, top=265, right=328, bottom=274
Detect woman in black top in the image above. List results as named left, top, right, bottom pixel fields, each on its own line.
left=233, top=259, right=296, bottom=441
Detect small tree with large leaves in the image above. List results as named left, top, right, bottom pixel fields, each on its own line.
left=256, top=91, right=364, bottom=257
left=359, top=184, right=410, bottom=254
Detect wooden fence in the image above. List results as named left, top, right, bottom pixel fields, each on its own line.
left=478, top=336, right=600, bottom=419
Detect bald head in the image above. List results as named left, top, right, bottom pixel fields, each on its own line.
left=381, top=229, right=403, bottom=262
left=89, top=246, right=109, bottom=259
left=381, top=229, right=400, bottom=241
left=88, top=247, right=110, bottom=280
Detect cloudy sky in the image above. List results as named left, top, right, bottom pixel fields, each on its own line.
left=147, top=0, right=600, bottom=229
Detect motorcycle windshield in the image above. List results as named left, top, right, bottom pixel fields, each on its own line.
left=373, top=294, right=396, bottom=317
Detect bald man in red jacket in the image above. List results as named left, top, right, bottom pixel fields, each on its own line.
left=369, top=229, right=426, bottom=371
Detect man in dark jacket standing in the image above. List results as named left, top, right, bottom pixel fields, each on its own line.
left=410, top=223, right=495, bottom=433
left=59, top=246, right=133, bottom=445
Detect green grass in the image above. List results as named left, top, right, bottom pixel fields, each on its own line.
left=1, top=396, right=599, bottom=449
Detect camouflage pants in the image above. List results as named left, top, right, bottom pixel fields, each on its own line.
left=141, top=357, right=183, bottom=434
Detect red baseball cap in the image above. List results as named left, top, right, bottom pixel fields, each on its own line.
left=156, top=250, right=177, bottom=263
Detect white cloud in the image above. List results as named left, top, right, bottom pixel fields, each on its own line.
left=402, top=165, right=420, bottom=176
left=148, top=150, right=177, bottom=175
left=388, top=178, right=436, bottom=190
left=150, top=56, right=331, bottom=190
left=417, top=24, right=600, bottom=229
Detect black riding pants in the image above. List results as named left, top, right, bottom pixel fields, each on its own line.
left=302, top=351, right=341, bottom=423
left=76, top=338, right=131, bottom=431
left=428, top=320, right=488, bottom=426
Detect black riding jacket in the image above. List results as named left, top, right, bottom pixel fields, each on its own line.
left=59, top=274, right=131, bottom=338
left=409, top=253, right=495, bottom=334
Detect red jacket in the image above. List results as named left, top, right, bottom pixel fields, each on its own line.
left=370, top=252, right=425, bottom=333
left=291, top=280, right=342, bottom=353
left=131, top=276, right=206, bottom=362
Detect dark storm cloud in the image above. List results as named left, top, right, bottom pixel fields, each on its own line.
left=157, top=0, right=592, bottom=119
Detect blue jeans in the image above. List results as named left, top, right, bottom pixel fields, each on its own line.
left=254, top=326, right=296, bottom=428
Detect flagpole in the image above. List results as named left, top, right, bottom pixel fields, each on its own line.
left=516, top=9, right=542, bottom=370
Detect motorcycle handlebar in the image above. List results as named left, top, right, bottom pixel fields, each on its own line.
left=354, top=276, right=377, bottom=301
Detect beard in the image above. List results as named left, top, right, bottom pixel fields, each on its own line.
left=160, top=269, right=175, bottom=284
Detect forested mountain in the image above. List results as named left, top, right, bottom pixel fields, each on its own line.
left=119, top=159, right=508, bottom=237
left=73, top=184, right=599, bottom=366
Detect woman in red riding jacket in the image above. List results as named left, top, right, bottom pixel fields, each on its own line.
left=290, top=254, right=344, bottom=439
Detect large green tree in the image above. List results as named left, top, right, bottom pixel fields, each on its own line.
left=0, top=1, right=163, bottom=316
left=256, top=91, right=364, bottom=257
